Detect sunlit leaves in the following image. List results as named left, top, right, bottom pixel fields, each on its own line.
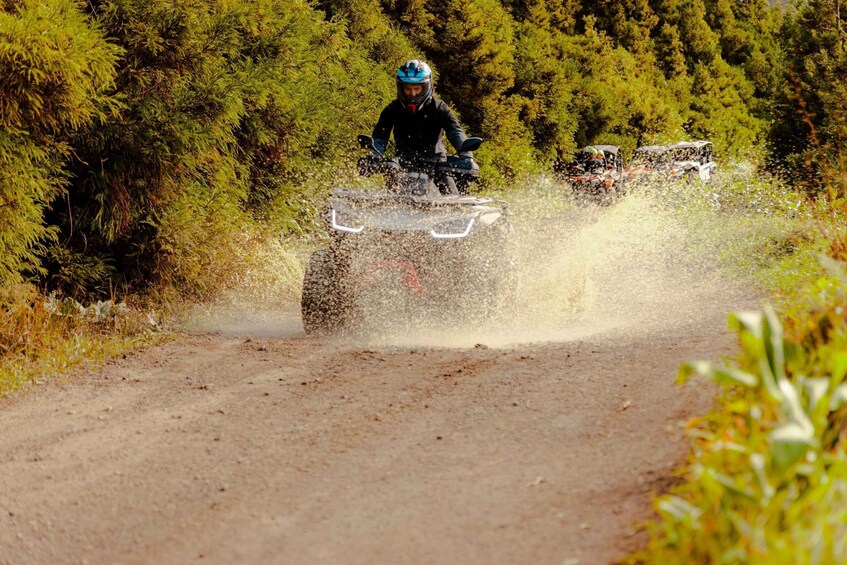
left=0, top=1, right=119, bottom=286
left=0, top=0, right=121, bottom=133
left=770, top=422, right=813, bottom=471
left=637, top=273, right=847, bottom=562
left=49, top=0, right=398, bottom=298
left=678, top=360, right=758, bottom=388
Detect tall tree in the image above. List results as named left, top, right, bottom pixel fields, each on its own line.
left=772, top=0, right=847, bottom=193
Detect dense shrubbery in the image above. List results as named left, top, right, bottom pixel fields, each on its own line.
left=53, top=0, right=399, bottom=299
left=2, top=0, right=820, bottom=299
left=771, top=0, right=847, bottom=200
left=0, top=0, right=119, bottom=287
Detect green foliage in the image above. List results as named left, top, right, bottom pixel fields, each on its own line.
left=556, top=25, right=688, bottom=153
left=621, top=170, right=847, bottom=563
left=704, top=0, right=784, bottom=105
left=654, top=22, right=687, bottom=78
left=510, top=21, right=579, bottom=164
left=688, top=58, right=763, bottom=156
left=53, top=0, right=394, bottom=298
left=0, top=0, right=119, bottom=286
left=423, top=0, right=520, bottom=141
left=577, top=0, right=657, bottom=54
left=0, top=131, right=58, bottom=285
left=770, top=0, right=847, bottom=200
left=0, top=0, right=120, bottom=134
left=634, top=295, right=847, bottom=563
left=319, top=0, right=418, bottom=65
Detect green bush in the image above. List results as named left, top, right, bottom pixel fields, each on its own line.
left=632, top=262, right=847, bottom=562
left=55, top=0, right=393, bottom=298
left=0, top=0, right=119, bottom=286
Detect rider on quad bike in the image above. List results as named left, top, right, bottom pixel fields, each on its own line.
left=368, top=59, right=475, bottom=195
left=299, top=60, right=515, bottom=336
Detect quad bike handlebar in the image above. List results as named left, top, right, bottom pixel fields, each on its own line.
left=355, top=134, right=482, bottom=183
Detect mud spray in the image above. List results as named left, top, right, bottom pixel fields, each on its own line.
left=188, top=169, right=795, bottom=347
left=361, top=188, right=747, bottom=347
left=185, top=234, right=306, bottom=338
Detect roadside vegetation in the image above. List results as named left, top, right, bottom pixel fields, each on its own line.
left=1, top=0, right=846, bottom=558
left=628, top=204, right=847, bottom=562
left=0, top=284, right=166, bottom=391
left=625, top=0, right=847, bottom=553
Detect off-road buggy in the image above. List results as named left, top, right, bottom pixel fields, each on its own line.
left=626, top=145, right=671, bottom=184
left=301, top=135, right=515, bottom=335
left=562, top=145, right=626, bottom=203
left=666, top=141, right=715, bottom=182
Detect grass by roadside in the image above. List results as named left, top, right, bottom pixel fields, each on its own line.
left=0, top=284, right=169, bottom=394
left=625, top=186, right=847, bottom=561
left=0, top=231, right=308, bottom=396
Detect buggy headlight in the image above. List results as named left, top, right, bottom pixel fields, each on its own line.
left=331, top=209, right=364, bottom=233
left=431, top=217, right=475, bottom=239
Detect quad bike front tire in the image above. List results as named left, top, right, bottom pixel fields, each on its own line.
left=301, top=249, right=350, bottom=335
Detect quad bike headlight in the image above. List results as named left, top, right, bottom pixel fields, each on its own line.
left=331, top=209, right=364, bottom=233
left=431, top=217, right=475, bottom=239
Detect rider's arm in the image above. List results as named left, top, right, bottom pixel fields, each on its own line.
left=372, top=104, right=395, bottom=156
left=438, top=101, right=469, bottom=156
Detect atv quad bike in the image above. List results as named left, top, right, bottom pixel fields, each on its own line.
left=301, top=135, right=515, bottom=335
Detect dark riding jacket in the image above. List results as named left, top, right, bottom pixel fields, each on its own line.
left=372, top=97, right=468, bottom=159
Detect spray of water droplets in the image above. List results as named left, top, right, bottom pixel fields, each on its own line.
left=188, top=167, right=798, bottom=346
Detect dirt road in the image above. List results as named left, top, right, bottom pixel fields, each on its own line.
left=0, top=199, right=752, bottom=564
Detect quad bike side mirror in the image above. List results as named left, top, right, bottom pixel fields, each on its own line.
left=460, top=137, right=483, bottom=153
left=357, top=135, right=377, bottom=151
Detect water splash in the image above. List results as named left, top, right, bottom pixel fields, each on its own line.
left=188, top=168, right=793, bottom=345
left=359, top=183, right=756, bottom=348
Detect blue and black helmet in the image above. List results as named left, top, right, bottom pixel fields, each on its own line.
left=396, top=59, right=433, bottom=113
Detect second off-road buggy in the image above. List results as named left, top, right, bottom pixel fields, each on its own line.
left=561, top=145, right=626, bottom=203
left=666, top=141, right=716, bottom=182
left=301, top=135, right=515, bottom=335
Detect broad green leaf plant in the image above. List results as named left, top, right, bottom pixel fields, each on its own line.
left=634, top=265, right=847, bottom=562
